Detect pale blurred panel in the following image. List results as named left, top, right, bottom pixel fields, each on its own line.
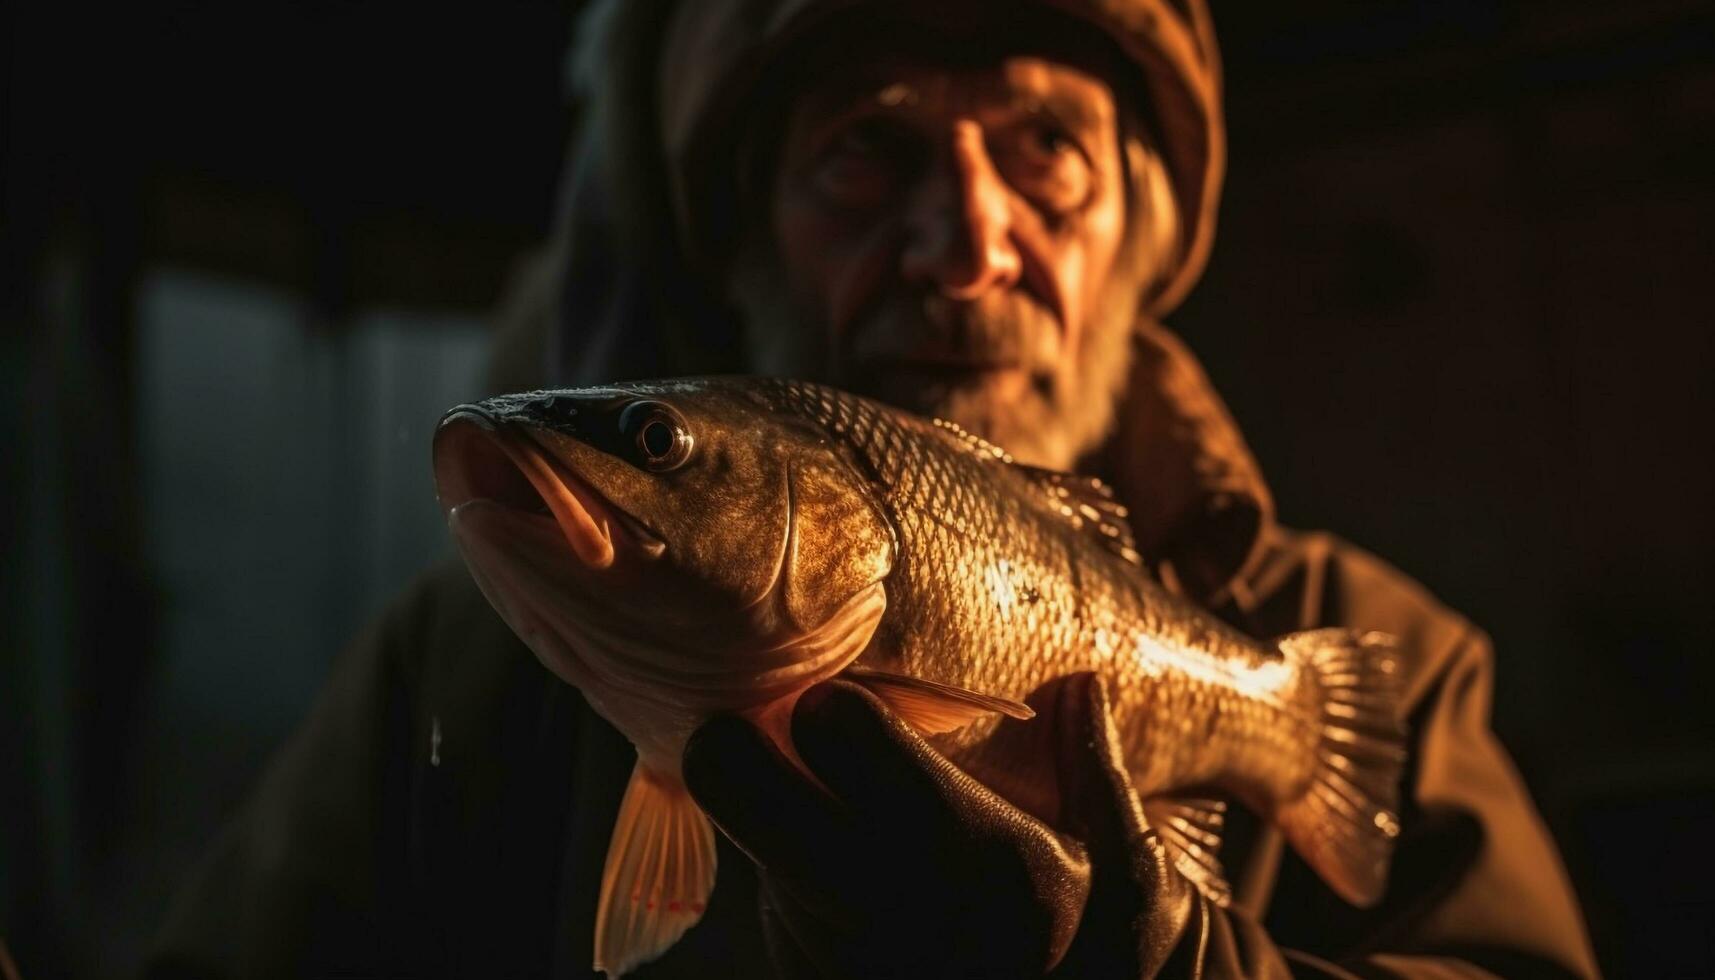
left=345, top=310, right=491, bottom=619
left=137, top=270, right=338, bottom=724
left=101, top=269, right=491, bottom=979
left=137, top=273, right=489, bottom=724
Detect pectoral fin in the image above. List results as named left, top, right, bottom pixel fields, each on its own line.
left=843, top=667, right=1034, bottom=735
left=594, top=762, right=717, bottom=977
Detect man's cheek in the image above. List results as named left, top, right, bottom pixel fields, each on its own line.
left=775, top=198, right=864, bottom=326
left=1026, top=226, right=1093, bottom=355
left=772, top=194, right=828, bottom=294
left=823, top=224, right=904, bottom=344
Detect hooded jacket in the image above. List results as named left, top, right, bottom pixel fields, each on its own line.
left=149, top=1, right=1600, bottom=977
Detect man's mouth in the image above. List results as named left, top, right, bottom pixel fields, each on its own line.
left=843, top=291, right=1060, bottom=391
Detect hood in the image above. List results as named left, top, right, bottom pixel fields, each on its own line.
left=542, top=0, right=1224, bottom=384
left=658, top=0, right=1224, bottom=317
left=504, top=0, right=1261, bottom=603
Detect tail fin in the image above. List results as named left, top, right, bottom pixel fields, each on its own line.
left=1275, top=629, right=1407, bottom=907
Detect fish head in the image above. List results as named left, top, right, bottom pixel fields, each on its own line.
left=432, top=380, right=897, bottom=721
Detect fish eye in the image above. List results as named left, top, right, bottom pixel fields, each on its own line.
left=618, top=400, right=693, bottom=471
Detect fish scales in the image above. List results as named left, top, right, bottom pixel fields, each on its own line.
left=758, top=379, right=1322, bottom=806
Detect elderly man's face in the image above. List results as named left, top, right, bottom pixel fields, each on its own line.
left=732, top=55, right=1146, bottom=470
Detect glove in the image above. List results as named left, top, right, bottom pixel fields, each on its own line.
left=681, top=673, right=1201, bottom=979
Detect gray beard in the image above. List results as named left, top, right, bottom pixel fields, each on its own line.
left=731, top=260, right=1140, bottom=472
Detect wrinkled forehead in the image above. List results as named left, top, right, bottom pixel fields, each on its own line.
left=790, top=56, right=1118, bottom=134
left=772, top=7, right=1140, bottom=114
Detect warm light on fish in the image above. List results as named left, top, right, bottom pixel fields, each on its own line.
left=433, top=379, right=1407, bottom=977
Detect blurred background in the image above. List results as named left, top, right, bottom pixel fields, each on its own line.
left=4, top=1, right=1711, bottom=976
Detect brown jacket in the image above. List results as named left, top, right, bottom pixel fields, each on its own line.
left=147, top=323, right=1599, bottom=979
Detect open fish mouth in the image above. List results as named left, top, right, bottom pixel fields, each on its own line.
left=434, top=405, right=876, bottom=711
left=434, top=407, right=665, bottom=568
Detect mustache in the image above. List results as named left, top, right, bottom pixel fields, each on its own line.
left=843, top=289, right=1063, bottom=371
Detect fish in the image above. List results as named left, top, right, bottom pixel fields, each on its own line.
left=432, top=377, right=1406, bottom=977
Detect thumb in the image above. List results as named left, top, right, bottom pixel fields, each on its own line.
left=1051, top=672, right=1199, bottom=977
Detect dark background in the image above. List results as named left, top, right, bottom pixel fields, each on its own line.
left=4, top=1, right=1712, bottom=976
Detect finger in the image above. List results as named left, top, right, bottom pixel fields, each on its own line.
left=795, top=679, right=1093, bottom=970
left=682, top=713, right=849, bottom=879
left=791, top=680, right=987, bottom=829
left=1052, top=673, right=1147, bottom=851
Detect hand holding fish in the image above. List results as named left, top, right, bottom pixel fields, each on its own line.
left=683, top=674, right=1201, bottom=979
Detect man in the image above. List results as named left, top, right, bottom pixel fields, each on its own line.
left=149, top=1, right=1600, bottom=977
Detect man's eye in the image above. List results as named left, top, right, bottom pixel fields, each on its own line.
left=994, top=124, right=1093, bottom=214
left=832, top=120, right=893, bottom=158
left=811, top=119, right=916, bottom=207
left=1023, top=125, right=1078, bottom=163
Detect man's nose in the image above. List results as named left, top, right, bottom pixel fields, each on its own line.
left=900, top=121, right=1023, bottom=298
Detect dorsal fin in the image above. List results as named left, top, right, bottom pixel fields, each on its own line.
left=925, top=415, right=1141, bottom=565
left=930, top=416, right=1016, bottom=462
left=1013, top=465, right=1142, bottom=566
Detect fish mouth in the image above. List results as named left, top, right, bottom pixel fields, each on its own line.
left=434, top=407, right=665, bottom=568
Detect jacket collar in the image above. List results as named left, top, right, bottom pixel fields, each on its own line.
left=1097, top=321, right=1275, bottom=606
